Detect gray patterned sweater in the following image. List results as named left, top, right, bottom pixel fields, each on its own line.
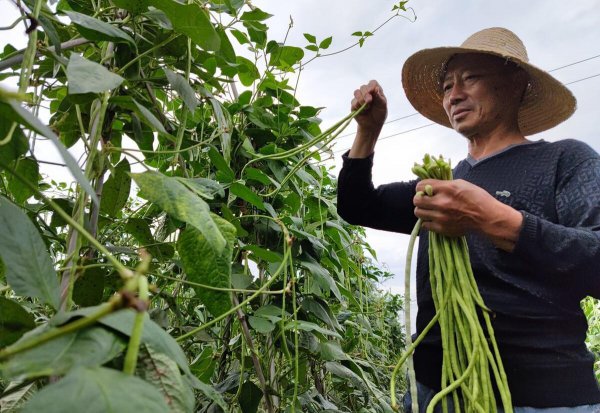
left=337, top=139, right=600, bottom=407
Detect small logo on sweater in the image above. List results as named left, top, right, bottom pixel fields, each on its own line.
left=495, top=190, right=511, bottom=198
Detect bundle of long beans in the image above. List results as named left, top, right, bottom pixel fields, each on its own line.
left=391, top=154, right=512, bottom=413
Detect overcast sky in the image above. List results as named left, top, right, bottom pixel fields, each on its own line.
left=2, top=1, right=599, bottom=322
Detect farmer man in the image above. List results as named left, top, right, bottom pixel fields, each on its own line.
left=337, top=27, right=600, bottom=411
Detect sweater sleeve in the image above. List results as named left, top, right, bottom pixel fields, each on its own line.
left=336, top=151, right=418, bottom=234
left=513, top=156, right=600, bottom=299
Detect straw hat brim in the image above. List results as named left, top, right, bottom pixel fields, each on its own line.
left=401, top=46, right=577, bottom=136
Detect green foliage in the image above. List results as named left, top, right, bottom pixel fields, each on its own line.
left=0, top=297, right=36, bottom=347
left=0, top=196, right=60, bottom=309
left=20, top=367, right=170, bottom=413
left=0, top=1, right=414, bottom=412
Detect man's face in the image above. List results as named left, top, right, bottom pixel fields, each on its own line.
left=442, top=53, right=523, bottom=137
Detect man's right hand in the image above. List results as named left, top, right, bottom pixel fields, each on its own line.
left=349, top=80, right=388, bottom=158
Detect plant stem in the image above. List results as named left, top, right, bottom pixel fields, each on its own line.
left=0, top=295, right=123, bottom=361
left=232, top=293, right=274, bottom=413
left=123, top=276, right=149, bottom=374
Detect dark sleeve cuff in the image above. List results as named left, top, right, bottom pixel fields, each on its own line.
left=341, top=150, right=374, bottom=168
left=513, top=210, right=538, bottom=256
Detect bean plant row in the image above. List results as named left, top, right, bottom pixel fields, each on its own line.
left=0, top=1, right=413, bottom=412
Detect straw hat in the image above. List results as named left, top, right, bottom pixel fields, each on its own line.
left=401, top=27, right=576, bottom=136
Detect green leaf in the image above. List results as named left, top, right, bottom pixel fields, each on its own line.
left=64, top=11, right=134, bottom=44
left=324, top=361, right=366, bottom=389
left=243, top=245, right=281, bottom=263
left=240, top=8, right=272, bottom=21
left=136, top=345, right=195, bottom=413
left=207, top=146, right=234, bottom=183
left=248, top=316, right=275, bottom=334
left=149, top=0, right=220, bottom=51
left=216, top=27, right=236, bottom=63
left=301, top=297, right=341, bottom=331
left=20, top=367, right=170, bottom=413
left=319, top=36, right=333, bottom=49
left=0, top=297, right=35, bottom=347
left=244, top=167, right=274, bottom=186
left=305, top=45, right=319, bottom=52
left=299, top=255, right=341, bottom=300
left=132, top=99, right=167, bottom=134
left=285, top=320, right=342, bottom=339
left=1, top=327, right=125, bottom=380
left=164, top=68, right=198, bottom=112
left=236, top=56, right=260, bottom=87
left=269, top=45, right=304, bottom=69
left=100, top=158, right=131, bottom=217
left=0, top=101, right=99, bottom=207
left=37, top=14, right=63, bottom=54
left=72, top=267, right=106, bottom=307
left=303, top=33, right=316, bottom=44
left=7, top=157, right=38, bottom=204
left=0, top=124, right=28, bottom=166
left=195, top=379, right=228, bottom=411
left=0, top=196, right=59, bottom=309
left=132, top=171, right=226, bottom=253
left=177, top=177, right=224, bottom=200
left=178, top=215, right=235, bottom=317
left=239, top=381, right=263, bottom=413
left=111, top=0, right=150, bottom=13
left=54, top=308, right=192, bottom=378
left=190, top=347, right=216, bottom=383
left=230, top=182, right=265, bottom=211
left=67, top=54, right=124, bottom=94
left=319, top=341, right=349, bottom=361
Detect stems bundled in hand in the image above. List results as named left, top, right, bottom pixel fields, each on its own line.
left=391, top=154, right=513, bottom=413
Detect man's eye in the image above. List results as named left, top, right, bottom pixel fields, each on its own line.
left=443, top=83, right=453, bottom=92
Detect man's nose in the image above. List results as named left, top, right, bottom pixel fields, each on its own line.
left=448, top=81, right=466, bottom=105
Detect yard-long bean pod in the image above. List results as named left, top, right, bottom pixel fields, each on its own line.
left=390, top=154, right=513, bottom=413
left=240, top=103, right=366, bottom=178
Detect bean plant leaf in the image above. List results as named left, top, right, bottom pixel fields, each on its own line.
left=136, top=345, right=195, bottom=413
left=0, top=296, right=36, bottom=347
left=7, top=157, right=39, bottom=204
left=132, top=99, right=168, bottom=134
left=0, top=124, right=28, bottom=166
left=149, top=0, right=220, bottom=51
left=240, top=8, right=272, bottom=21
left=110, top=0, right=151, bottom=14
left=0, top=196, right=60, bottom=309
left=64, top=11, right=135, bottom=44
left=52, top=307, right=192, bottom=377
left=0, top=101, right=99, bottom=207
left=324, top=361, right=366, bottom=390
left=72, top=267, right=106, bottom=307
left=230, top=182, right=265, bottom=210
left=178, top=215, right=236, bottom=317
left=100, top=158, right=131, bottom=217
left=132, top=171, right=226, bottom=253
left=1, top=326, right=125, bottom=380
left=177, top=177, right=224, bottom=200
left=20, top=367, right=170, bottom=413
left=319, top=341, right=349, bottom=361
left=239, top=381, right=263, bottom=413
left=164, top=68, right=198, bottom=112
left=67, top=54, right=124, bottom=94
left=248, top=316, right=275, bottom=334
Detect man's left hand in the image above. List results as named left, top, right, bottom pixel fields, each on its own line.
left=413, top=179, right=524, bottom=251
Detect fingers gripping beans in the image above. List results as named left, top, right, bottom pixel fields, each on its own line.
left=390, top=155, right=513, bottom=413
